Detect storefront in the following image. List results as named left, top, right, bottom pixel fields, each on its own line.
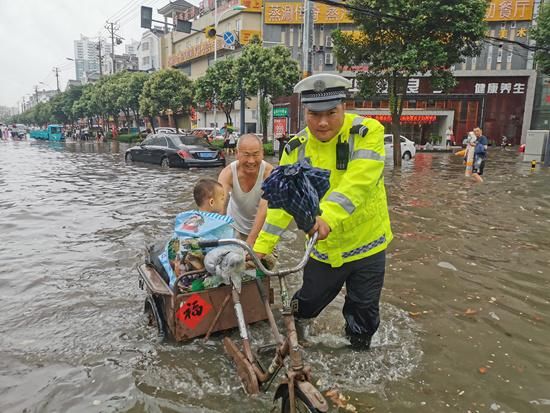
left=346, top=75, right=531, bottom=145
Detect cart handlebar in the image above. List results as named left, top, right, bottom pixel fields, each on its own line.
left=197, top=232, right=318, bottom=277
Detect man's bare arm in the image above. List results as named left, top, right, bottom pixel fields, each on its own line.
left=246, top=198, right=268, bottom=246
left=217, top=164, right=233, bottom=214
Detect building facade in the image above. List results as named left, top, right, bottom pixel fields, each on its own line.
left=160, top=0, right=262, bottom=131
left=138, top=29, right=164, bottom=71
left=73, top=35, right=113, bottom=81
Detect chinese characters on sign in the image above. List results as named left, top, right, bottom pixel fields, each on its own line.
left=474, top=82, right=525, bottom=94
left=239, top=30, right=261, bottom=45
left=264, top=2, right=353, bottom=24
left=485, top=0, right=533, bottom=21
left=176, top=294, right=212, bottom=329
left=377, top=78, right=422, bottom=94
left=168, top=38, right=224, bottom=66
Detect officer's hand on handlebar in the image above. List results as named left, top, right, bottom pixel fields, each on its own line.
left=308, top=216, right=331, bottom=241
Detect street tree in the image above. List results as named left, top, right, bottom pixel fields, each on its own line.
left=332, top=0, right=487, bottom=166
left=531, top=2, right=550, bottom=75
left=195, top=58, right=240, bottom=126
left=139, top=69, right=194, bottom=132
left=117, top=71, right=149, bottom=127
left=238, top=41, right=300, bottom=142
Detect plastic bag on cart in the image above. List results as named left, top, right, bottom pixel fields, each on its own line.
left=159, top=211, right=236, bottom=288
left=204, top=246, right=247, bottom=293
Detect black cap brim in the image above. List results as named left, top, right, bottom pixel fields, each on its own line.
left=304, top=99, right=342, bottom=112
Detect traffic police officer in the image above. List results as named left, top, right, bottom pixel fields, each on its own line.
left=253, top=73, right=392, bottom=350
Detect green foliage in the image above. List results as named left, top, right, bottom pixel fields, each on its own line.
left=195, top=59, right=241, bottom=125
left=332, top=0, right=487, bottom=165
left=262, top=142, right=274, bottom=156
left=238, top=44, right=300, bottom=141
left=139, top=69, right=194, bottom=122
left=532, top=3, right=550, bottom=75
left=117, top=133, right=142, bottom=143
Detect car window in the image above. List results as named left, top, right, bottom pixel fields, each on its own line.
left=170, top=135, right=209, bottom=147
left=400, top=137, right=406, bottom=143
left=384, top=136, right=392, bottom=144
left=152, top=136, right=168, bottom=146
left=142, top=136, right=154, bottom=145
left=50, top=127, right=61, bottom=134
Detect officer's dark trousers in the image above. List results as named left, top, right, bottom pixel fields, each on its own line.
left=293, top=250, right=386, bottom=338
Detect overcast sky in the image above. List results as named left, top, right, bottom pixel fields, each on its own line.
left=0, top=0, right=197, bottom=108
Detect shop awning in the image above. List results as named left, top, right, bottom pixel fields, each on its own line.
left=366, top=115, right=437, bottom=124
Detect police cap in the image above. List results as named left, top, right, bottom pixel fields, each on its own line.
left=294, top=73, right=352, bottom=112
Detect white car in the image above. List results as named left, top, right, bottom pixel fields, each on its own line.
left=156, top=127, right=178, bottom=134
left=384, top=134, right=416, bottom=160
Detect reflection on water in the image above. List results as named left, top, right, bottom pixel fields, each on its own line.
left=1, top=141, right=549, bottom=413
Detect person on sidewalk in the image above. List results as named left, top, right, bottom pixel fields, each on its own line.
left=445, top=126, right=454, bottom=147
left=253, top=73, right=393, bottom=350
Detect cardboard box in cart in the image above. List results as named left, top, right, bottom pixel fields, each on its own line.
left=138, top=264, right=271, bottom=341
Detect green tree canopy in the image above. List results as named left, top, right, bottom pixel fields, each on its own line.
left=238, top=43, right=300, bottom=141
left=332, top=0, right=487, bottom=165
left=139, top=68, right=194, bottom=129
left=195, top=58, right=241, bottom=126
left=532, top=2, right=550, bottom=75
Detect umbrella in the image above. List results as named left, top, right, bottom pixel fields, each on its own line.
left=261, top=160, right=331, bottom=232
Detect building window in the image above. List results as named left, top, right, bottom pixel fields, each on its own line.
left=510, top=21, right=516, bottom=28
left=471, top=57, right=477, bottom=68
left=501, top=22, right=506, bottom=29
left=507, top=52, right=513, bottom=63
left=497, top=45, right=503, bottom=63
left=142, top=56, right=150, bottom=66
left=142, top=42, right=150, bottom=51
left=235, top=19, right=241, bottom=32
left=180, top=63, right=191, bottom=76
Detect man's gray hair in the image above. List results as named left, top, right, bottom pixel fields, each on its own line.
left=236, top=133, right=263, bottom=150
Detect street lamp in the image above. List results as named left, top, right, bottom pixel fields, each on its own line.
left=212, top=4, right=246, bottom=130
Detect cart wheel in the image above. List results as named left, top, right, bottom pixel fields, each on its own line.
left=279, top=385, right=324, bottom=413
left=144, top=295, right=167, bottom=341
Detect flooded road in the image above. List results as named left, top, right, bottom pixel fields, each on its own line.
left=1, top=139, right=549, bottom=413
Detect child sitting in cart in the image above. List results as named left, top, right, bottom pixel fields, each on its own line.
left=153, top=179, right=235, bottom=287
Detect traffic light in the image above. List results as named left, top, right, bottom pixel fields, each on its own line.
left=205, top=26, right=217, bottom=39
left=141, top=6, right=152, bottom=29
left=176, top=20, right=192, bottom=33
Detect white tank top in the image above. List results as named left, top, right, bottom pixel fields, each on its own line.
left=226, top=160, right=267, bottom=236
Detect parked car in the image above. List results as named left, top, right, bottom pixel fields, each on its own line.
left=384, top=134, right=416, bottom=160
left=156, top=127, right=178, bottom=134
left=191, top=127, right=224, bottom=140
left=125, top=134, right=226, bottom=168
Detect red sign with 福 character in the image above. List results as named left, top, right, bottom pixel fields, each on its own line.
left=176, top=294, right=212, bottom=329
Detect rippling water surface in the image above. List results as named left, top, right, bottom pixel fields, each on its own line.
left=1, top=140, right=549, bottom=413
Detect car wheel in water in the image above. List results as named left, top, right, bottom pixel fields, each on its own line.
left=160, top=157, right=170, bottom=168
left=125, top=152, right=133, bottom=163
left=402, top=151, right=412, bottom=161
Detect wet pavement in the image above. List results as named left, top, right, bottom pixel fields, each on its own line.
left=1, top=139, right=549, bottom=413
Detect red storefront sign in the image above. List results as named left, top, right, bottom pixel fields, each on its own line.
left=367, top=115, right=437, bottom=124
left=273, top=117, right=288, bottom=136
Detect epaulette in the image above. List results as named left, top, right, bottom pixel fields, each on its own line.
left=284, top=137, right=302, bottom=154
left=284, top=131, right=308, bottom=154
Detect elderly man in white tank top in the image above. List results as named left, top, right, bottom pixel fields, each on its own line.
left=218, top=134, right=274, bottom=245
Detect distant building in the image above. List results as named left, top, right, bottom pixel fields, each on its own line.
left=65, top=80, right=82, bottom=90
left=138, top=28, right=164, bottom=71
left=73, top=34, right=112, bottom=81
left=125, top=40, right=140, bottom=56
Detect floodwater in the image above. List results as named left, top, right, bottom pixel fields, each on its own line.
left=1, top=139, right=549, bottom=413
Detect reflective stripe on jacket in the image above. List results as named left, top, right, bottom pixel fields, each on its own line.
left=254, top=113, right=393, bottom=267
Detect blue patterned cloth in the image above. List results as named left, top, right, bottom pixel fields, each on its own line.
left=261, top=160, right=331, bottom=232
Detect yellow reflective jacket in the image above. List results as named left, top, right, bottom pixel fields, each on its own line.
left=254, top=113, right=392, bottom=268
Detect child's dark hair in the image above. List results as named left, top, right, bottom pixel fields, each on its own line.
left=193, top=179, right=222, bottom=207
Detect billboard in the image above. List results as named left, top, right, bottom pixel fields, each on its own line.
left=485, top=0, right=534, bottom=21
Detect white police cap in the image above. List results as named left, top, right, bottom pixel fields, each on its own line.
left=294, top=73, right=352, bottom=112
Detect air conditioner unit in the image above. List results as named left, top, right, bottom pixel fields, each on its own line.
left=324, top=53, right=334, bottom=65
left=325, top=35, right=332, bottom=47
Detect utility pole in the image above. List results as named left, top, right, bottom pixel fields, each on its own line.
left=97, top=39, right=104, bottom=76
left=53, top=67, right=60, bottom=91
left=302, top=0, right=314, bottom=78
left=105, top=21, right=120, bottom=74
